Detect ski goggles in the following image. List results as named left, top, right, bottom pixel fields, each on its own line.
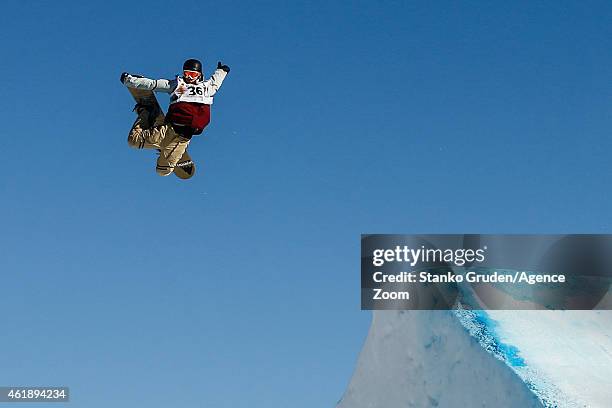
left=183, top=70, right=201, bottom=80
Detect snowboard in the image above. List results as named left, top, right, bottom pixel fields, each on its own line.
left=127, top=86, right=196, bottom=180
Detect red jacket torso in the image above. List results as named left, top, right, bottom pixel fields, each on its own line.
left=166, top=102, right=211, bottom=135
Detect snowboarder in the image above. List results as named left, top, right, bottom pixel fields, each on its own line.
left=120, top=58, right=230, bottom=176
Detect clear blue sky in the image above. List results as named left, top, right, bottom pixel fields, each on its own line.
left=1, top=1, right=611, bottom=407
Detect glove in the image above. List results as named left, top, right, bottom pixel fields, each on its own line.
left=120, top=72, right=130, bottom=84
left=217, top=61, right=230, bottom=73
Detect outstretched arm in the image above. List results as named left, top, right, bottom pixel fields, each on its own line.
left=203, top=62, right=229, bottom=96
left=120, top=72, right=176, bottom=93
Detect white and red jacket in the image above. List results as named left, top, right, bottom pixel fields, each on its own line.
left=124, top=68, right=227, bottom=134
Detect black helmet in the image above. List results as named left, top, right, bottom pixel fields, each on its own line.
left=183, top=58, right=202, bottom=73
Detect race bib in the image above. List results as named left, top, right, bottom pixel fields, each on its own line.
left=171, top=78, right=207, bottom=104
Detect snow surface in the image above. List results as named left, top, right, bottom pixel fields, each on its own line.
left=338, top=309, right=612, bottom=407
left=482, top=310, right=612, bottom=407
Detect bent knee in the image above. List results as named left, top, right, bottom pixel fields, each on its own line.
left=127, top=131, right=143, bottom=149
left=128, top=138, right=141, bottom=149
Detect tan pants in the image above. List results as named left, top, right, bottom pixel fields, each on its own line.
left=128, top=112, right=191, bottom=176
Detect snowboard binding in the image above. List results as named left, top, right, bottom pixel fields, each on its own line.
left=133, top=103, right=162, bottom=129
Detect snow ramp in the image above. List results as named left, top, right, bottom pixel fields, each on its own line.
left=337, top=310, right=612, bottom=407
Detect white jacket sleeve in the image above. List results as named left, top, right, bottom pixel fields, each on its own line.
left=203, top=69, right=228, bottom=96
left=123, top=75, right=176, bottom=93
